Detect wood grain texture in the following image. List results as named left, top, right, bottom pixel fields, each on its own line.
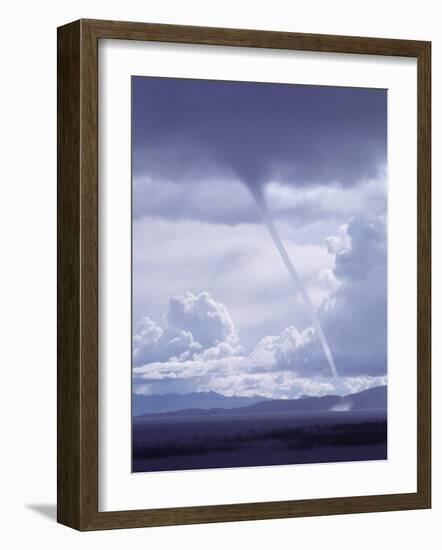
left=57, top=20, right=81, bottom=529
left=416, top=42, right=431, bottom=507
left=57, top=19, right=431, bottom=531
left=83, top=18, right=427, bottom=56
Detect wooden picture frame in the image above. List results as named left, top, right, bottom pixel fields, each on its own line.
left=57, top=18, right=431, bottom=531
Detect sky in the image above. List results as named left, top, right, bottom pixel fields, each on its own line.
left=132, top=76, right=388, bottom=399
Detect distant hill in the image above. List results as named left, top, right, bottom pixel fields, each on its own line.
left=134, top=386, right=387, bottom=420
left=236, top=385, right=387, bottom=414
left=132, top=391, right=269, bottom=416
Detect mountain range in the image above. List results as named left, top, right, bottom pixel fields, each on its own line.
left=133, top=386, right=387, bottom=418
left=132, top=391, right=268, bottom=416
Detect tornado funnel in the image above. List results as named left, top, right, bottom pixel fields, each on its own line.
left=249, top=185, right=338, bottom=378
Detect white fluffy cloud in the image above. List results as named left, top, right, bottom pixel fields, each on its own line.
left=332, top=215, right=386, bottom=282
left=133, top=214, right=387, bottom=397
left=133, top=291, right=242, bottom=367
left=318, top=214, right=387, bottom=376
left=166, top=291, right=238, bottom=349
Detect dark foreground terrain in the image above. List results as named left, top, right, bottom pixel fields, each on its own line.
left=132, top=409, right=387, bottom=473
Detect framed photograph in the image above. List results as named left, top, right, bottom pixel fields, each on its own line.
left=57, top=19, right=431, bottom=530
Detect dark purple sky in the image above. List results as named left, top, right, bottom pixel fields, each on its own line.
left=132, top=77, right=387, bottom=202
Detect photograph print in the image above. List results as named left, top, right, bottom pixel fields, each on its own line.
left=131, top=76, right=388, bottom=473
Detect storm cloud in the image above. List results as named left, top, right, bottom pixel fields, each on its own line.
left=133, top=77, right=387, bottom=223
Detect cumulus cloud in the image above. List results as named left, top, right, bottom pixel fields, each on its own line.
left=132, top=316, right=201, bottom=365
left=332, top=215, right=386, bottom=282
left=249, top=327, right=317, bottom=371
left=166, top=291, right=238, bottom=349
left=133, top=291, right=242, bottom=367
left=133, top=214, right=387, bottom=397
left=318, top=214, right=387, bottom=376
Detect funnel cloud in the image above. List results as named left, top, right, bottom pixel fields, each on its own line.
left=132, top=75, right=387, bottom=398
left=247, top=184, right=338, bottom=377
